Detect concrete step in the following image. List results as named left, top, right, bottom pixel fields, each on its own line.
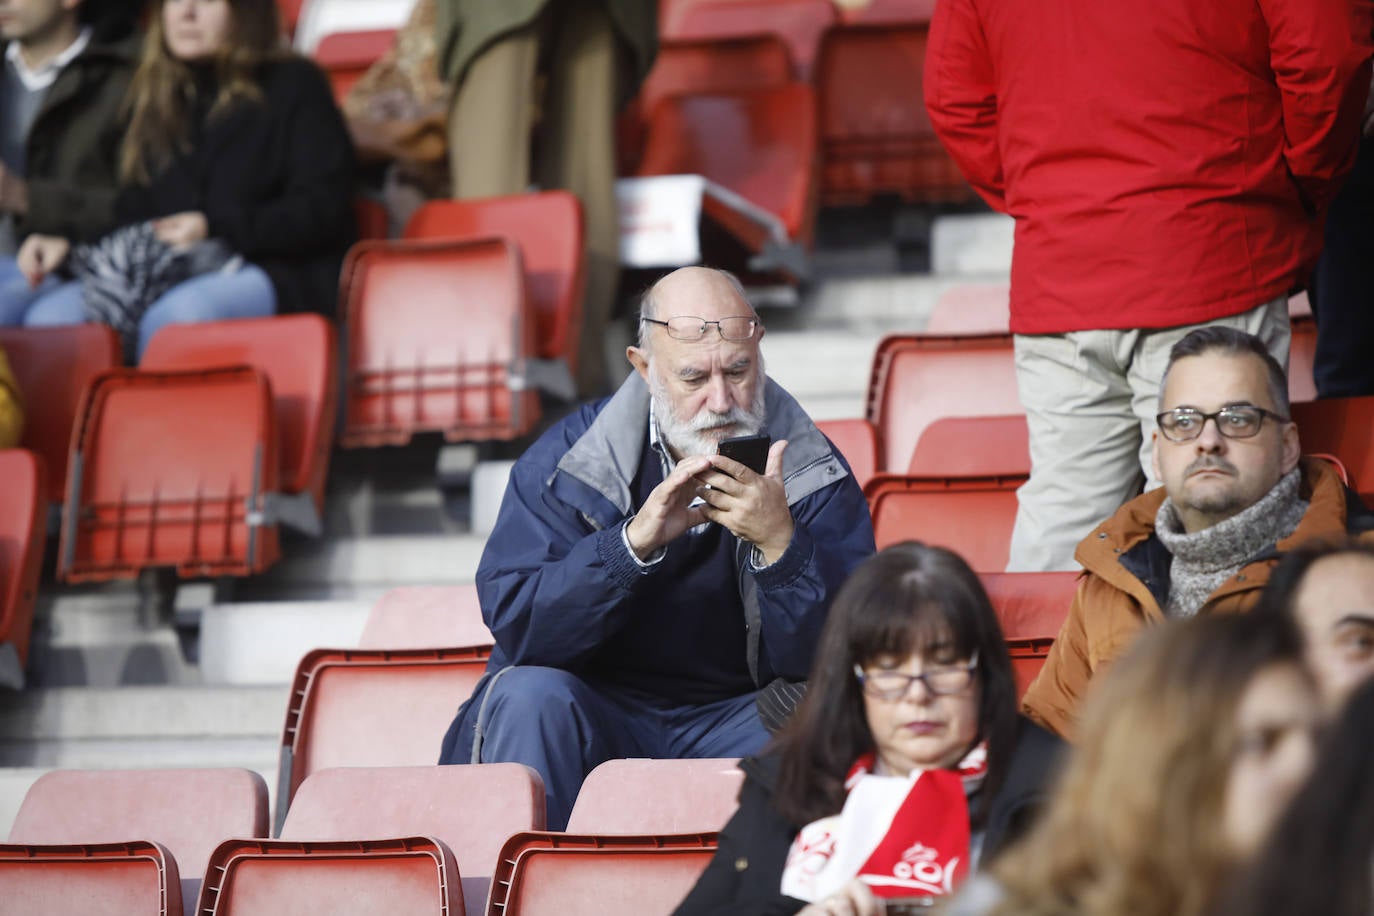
left=247, top=533, right=487, bottom=594
left=199, top=600, right=371, bottom=685
left=797, top=271, right=1006, bottom=332
left=930, top=212, right=1014, bottom=275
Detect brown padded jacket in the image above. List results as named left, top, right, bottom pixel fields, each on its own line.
left=1022, top=458, right=1374, bottom=739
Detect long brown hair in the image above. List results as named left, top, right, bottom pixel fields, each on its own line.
left=120, top=0, right=284, bottom=184
left=986, top=613, right=1306, bottom=916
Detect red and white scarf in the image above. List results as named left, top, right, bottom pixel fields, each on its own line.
left=779, top=744, right=987, bottom=902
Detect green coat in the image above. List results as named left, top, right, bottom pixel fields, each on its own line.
left=13, top=29, right=139, bottom=243
left=435, top=0, right=657, bottom=105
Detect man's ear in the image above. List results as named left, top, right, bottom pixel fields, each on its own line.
left=626, top=345, right=650, bottom=381
left=1281, top=420, right=1302, bottom=474
left=1150, top=430, right=1163, bottom=482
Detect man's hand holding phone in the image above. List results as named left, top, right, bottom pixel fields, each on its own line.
left=696, top=436, right=794, bottom=565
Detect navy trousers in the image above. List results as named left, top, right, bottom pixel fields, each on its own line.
left=1311, top=136, right=1374, bottom=398
left=458, top=666, right=770, bottom=830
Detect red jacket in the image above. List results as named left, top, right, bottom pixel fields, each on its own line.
left=925, top=0, right=1373, bottom=335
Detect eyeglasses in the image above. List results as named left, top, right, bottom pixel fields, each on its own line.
left=853, top=650, right=980, bottom=700
left=1155, top=405, right=1289, bottom=442
left=640, top=315, right=760, bottom=341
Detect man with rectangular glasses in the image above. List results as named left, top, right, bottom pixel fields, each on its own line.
left=1022, top=327, right=1374, bottom=738
left=440, top=266, right=875, bottom=828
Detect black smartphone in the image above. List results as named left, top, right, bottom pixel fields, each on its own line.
left=717, top=433, right=771, bottom=474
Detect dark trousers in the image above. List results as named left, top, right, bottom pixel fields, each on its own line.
left=1311, top=136, right=1374, bottom=398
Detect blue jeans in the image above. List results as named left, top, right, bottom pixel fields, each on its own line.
left=0, top=256, right=66, bottom=325
left=17, top=263, right=276, bottom=360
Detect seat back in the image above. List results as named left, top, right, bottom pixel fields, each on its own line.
left=640, top=34, right=794, bottom=118
left=864, top=474, right=1025, bottom=570
left=487, top=832, right=718, bottom=916
left=141, top=314, right=338, bottom=515
left=276, top=646, right=492, bottom=826
left=1288, top=315, right=1317, bottom=403
left=358, top=584, right=492, bottom=649
left=58, top=367, right=280, bottom=582
left=638, top=83, right=820, bottom=244
left=567, top=759, right=743, bottom=834
left=834, top=0, right=937, bottom=24
left=283, top=764, right=545, bottom=915
left=340, top=237, right=539, bottom=447
left=8, top=768, right=270, bottom=881
left=1292, top=397, right=1374, bottom=501
left=0, top=840, right=182, bottom=916
left=815, top=418, right=877, bottom=491
left=925, top=283, right=1010, bottom=334
left=909, top=414, right=1030, bottom=477
left=867, top=333, right=1020, bottom=473
left=196, top=837, right=457, bottom=916
left=979, top=571, right=1078, bottom=697
left=663, top=0, right=836, bottom=79
left=0, top=324, right=120, bottom=504
left=0, top=449, right=44, bottom=677
left=816, top=23, right=973, bottom=205
left=404, top=192, right=584, bottom=368
left=314, top=28, right=395, bottom=104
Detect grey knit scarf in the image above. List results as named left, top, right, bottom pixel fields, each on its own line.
left=1155, top=467, right=1306, bottom=617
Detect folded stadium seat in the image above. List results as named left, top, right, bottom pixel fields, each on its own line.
left=567, top=759, right=743, bottom=834
left=141, top=315, right=339, bottom=537
left=0, top=449, right=44, bottom=689
left=908, top=414, right=1030, bottom=477
left=978, top=571, right=1078, bottom=698
left=866, top=333, right=1020, bottom=473
left=486, top=832, right=719, bottom=916
left=0, top=324, right=120, bottom=505
left=279, top=764, right=545, bottom=915
left=8, top=768, right=269, bottom=909
left=1288, top=314, right=1317, bottom=402
left=403, top=193, right=585, bottom=400
left=0, top=840, right=182, bottom=916
left=358, top=584, right=493, bottom=649
left=1292, top=398, right=1374, bottom=501
left=354, top=197, right=389, bottom=241
left=814, top=417, right=878, bottom=491
left=925, top=283, right=1011, bottom=335
left=196, top=837, right=458, bottom=916
left=661, top=0, right=836, bottom=80
left=57, top=366, right=281, bottom=583
left=292, top=0, right=416, bottom=54
left=636, top=82, right=820, bottom=280
left=863, top=473, right=1025, bottom=569
left=816, top=18, right=975, bottom=206
left=313, top=28, right=395, bottom=104
left=275, top=645, right=492, bottom=831
left=339, top=237, right=540, bottom=447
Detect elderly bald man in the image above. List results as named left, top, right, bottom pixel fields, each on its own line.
left=440, top=267, right=875, bottom=828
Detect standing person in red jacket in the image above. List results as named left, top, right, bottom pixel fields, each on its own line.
left=925, top=0, right=1374, bottom=572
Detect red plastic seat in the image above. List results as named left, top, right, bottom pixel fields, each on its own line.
left=640, top=34, right=794, bottom=119
left=404, top=192, right=585, bottom=386
left=567, top=759, right=743, bottom=834
left=835, top=0, right=936, bottom=24
left=9, top=768, right=269, bottom=885
left=141, top=314, right=338, bottom=535
left=1289, top=314, right=1317, bottom=403
left=354, top=197, right=389, bottom=241
left=0, top=324, right=120, bottom=504
left=359, top=584, right=492, bottom=649
left=1292, top=397, right=1374, bottom=501
left=0, top=449, right=44, bottom=687
left=57, top=366, right=281, bottom=583
left=275, top=646, right=492, bottom=829
left=815, top=418, right=878, bottom=491
left=487, top=832, right=718, bottom=916
left=863, top=473, right=1025, bottom=570
left=282, top=764, right=545, bottom=915
left=867, top=333, right=1020, bottom=473
left=909, top=414, right=1030, bottom=477
left=278, top=0, right=306, bottom=37
left=662, top=0, right=835, bottom=79
left=339, top=237, right=540, bottom=447
left=638, top=82, right=820, bottom=262
left=196, top=837, right=458, bottom=916
left=926, top=283, right=1011, bottom=335
left=978, top=571, right=1078, bottom=698
left=0, top=840, right=182, bottom=916
left=314, top=28, right=395, bottom=104
left=816, top=22, right=973, bottom=206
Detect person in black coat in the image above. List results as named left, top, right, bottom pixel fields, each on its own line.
left=15, top=0, right=354, bottom=359
left=674, top=542, right=1064, bottom=916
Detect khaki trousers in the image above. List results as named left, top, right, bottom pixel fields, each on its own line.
left=447, top=0, right=622, bottom=398
left=1006, top=297, right=1292, bottom=572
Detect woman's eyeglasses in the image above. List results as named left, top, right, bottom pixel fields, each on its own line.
left=853, top=650, right=980, bottom=700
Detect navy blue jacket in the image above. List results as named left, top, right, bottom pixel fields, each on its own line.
left=440, top=372, right=875, bottom=763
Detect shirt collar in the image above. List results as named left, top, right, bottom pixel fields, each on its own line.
left=6, top=27, right=92, bottom=92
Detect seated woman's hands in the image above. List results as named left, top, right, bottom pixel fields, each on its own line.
left=797, top=879, right=885, bottom=916
left=152, top=211, right=208, bottom=249
left=17, top=233, right=70, bottom=286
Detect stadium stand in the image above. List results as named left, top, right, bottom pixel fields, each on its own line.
left=0, top=840, right=183, bottom=916
left=815, top=417, right=878, bottom=491
left=314, top=28, right=396, bottom=105
left=0, top=324, right=120, bottom=505
left=1292, top=398, right=1374, bottom=502
left=660, top=0, right=836, bottom=80
left=864, top=472, right=1024, bottom=569
left=338, top=237, right=540, bottom=448
left=0, top=449, right=44, bottom=689
left=979, top=571, right=1077, bottom=697
left=141, top=314, right=339, bottom=537
left=567, top=758, right=743, bottom=834
left=359, top=584, right=492, bottom=649
left=909, top=414, right=1030, bottom=477
left=57, top=366, right=281, bottom=583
